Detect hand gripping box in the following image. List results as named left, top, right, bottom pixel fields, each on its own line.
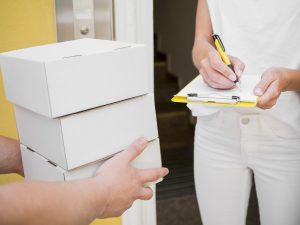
left=0, top=38, right=149, bottom=118
left=20, top=139, right=162, bottom=184
left=14, top=94, right=158, bottom=170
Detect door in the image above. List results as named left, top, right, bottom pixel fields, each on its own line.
left=55, top=1, right=156, bottom=225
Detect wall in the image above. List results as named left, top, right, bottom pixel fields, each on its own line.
left=0, top=1, right=120, bottom=224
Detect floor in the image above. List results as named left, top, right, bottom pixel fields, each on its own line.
left=157, top=194, right=201, bottom=225
left=157, top=191, right=261, bottom=225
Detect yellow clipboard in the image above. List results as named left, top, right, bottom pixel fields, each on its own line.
left=171, top=75, right=259, bottom=107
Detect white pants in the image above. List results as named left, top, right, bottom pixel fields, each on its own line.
left=194, top=110, right=300, bottom=225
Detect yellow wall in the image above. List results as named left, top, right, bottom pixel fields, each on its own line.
left=0, top=1, right=121, bottom=224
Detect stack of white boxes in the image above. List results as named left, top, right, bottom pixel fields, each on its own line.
left=0, top=38, right=162, bottom=183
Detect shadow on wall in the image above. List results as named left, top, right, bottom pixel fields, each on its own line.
left=154, top=0, right=198, bottom=88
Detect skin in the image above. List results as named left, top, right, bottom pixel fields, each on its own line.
left=0, top=136, right=23, bottom=175
left=254, top=67, right=300, bottom=109
left=0, top=137, right=169, bottom=225
left=192, top=0, right=300, bottom=109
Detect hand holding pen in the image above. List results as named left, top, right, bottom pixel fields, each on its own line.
left=198, top=34, right=245, bottom=90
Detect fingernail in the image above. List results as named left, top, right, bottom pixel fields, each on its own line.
left=229, top=74, right=237, bottom=81
left=254, top=88, right=263, bottom=96
left=163, top=168, right=170, bottom=176
left=236, top=70, right=243, bottom=77
left=137, top=137, right=147, bottom=146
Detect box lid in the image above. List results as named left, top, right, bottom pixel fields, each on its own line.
left=0, top=38, right=140, bottom=62
left=0, top=38, right=148, bottom=118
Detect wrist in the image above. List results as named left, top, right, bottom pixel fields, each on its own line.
left=279, top=68, right=300, bottom=92
left=280, top=67, right=293, bottom=92
left=192, top=39, right=215, bottom=70
left=88, top=177, right=110, bottom=218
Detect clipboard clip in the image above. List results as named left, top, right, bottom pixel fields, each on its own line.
left=187, top=93, right=240, bottom=104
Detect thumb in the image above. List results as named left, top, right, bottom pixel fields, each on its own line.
left=254, top=73, right=274, bottom=96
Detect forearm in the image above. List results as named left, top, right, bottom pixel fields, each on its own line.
left=283, top=68, right=300, bottom=91
left=192, top=0, right=215, bottom=71
left=0, top=136, right=22, bottom=175
left=0, top=179, right=104, bottom=225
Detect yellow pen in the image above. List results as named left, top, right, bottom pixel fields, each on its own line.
left=212, top=34, right=241, bottom=89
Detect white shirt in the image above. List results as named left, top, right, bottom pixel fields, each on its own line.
left=189, top=0, right=300, bottom=134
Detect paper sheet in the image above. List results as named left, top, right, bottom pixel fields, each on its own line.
left=172, top=74, right=261, bottom=107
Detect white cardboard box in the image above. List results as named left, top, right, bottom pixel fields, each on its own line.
left=0, top=38, right=149, bottom=118
left=15, top=94, right=158, bottom=170
left=20, top=139, right=162, bottom=182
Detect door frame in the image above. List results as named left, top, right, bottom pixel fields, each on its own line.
left=114, top=3, right=156, bottom=225
left=114, top=0, right=154, bottom=92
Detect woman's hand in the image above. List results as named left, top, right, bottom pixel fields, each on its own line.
left=199, top=50, right=245, bottom=89
left=254, top=67, right=290, bottom=109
